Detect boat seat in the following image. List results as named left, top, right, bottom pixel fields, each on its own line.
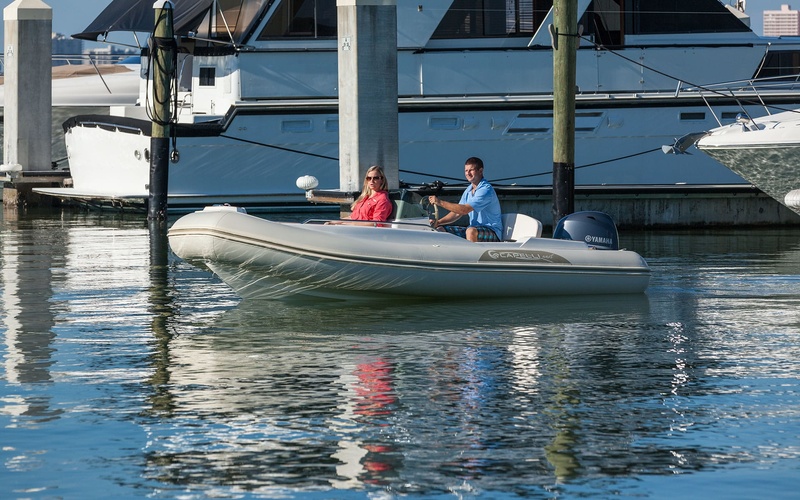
left=501, top=213, right=543, bottom=241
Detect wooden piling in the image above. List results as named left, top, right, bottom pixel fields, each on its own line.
left=552, top=0, right=578, bottom=227
left=147, top=0, right=176, bottom=220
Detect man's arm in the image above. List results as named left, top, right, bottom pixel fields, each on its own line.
left=433, top=197, right=473, bottom=216
left=429, top=195, right=473, bottom=227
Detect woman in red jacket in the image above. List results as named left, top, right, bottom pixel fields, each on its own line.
left=328, top=165, right=393, bottom=225
left=349, top=165, right=392, bottom=221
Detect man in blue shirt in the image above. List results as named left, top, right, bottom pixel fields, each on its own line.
left=428, top=157, right=503, bottom=242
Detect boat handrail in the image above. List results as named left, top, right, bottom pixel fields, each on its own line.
left=674, top=73, right=800, bottom=125
left=303, top=218, right=432, bottom=229
left=676, top=74, right=800, bottom=96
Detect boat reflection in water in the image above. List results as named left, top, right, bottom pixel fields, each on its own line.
left=149, top=293, right=653, bottom=489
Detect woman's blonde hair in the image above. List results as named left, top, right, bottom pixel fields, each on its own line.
left=351, top=165, right=388, bottom=209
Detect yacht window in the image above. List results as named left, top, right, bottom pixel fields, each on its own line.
left=582, top=0, right=751, bottom=47
left=259, top=0, right=337, bottom=39
left=199, top=67, right=216, bottom=86
left=757, top=51, right=800, bottom=79
left=583, top=0, right=623, bottom=48
left=196, top=0, right=273, bottom=44
left=625, top=0, right=749, bottom=35
left=431, top=0, right=552, bottom=39
left=680, top=112, right=705, bottom=121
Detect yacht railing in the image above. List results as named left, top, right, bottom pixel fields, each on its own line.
left=675, top=74, right=800, bottom=126
left=676, top=74, right=800, bottom=96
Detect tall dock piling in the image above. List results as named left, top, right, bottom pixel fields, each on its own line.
left=336, top=0, right=399, bottom=201
left=551, top=0, right=578, bottom=227
left=1, top=0, right=60, bottom=207
left=147, top=0, right=176, bottom=221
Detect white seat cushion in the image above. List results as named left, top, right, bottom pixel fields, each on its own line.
left=501, top=213, right=543, bottom=241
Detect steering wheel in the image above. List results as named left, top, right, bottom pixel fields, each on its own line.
left=420, top=196, right=439, bottom=228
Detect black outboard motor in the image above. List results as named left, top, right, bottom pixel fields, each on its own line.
left=553, top=211, right=619, bottom=250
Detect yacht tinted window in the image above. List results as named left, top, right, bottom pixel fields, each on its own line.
left=583, top=0, right=623, bottom=47
left=432, top=0, right=553, bottom=38
left=196, top=0, right=273, bottom=43
left=757, top=50, right=800, bottom=79
left=626, top=0, right=749, bottom=35
left=199, top=67, right=216, bottom=86
left=259, top=0, right=337, bottom=39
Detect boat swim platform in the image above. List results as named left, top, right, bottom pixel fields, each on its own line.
left=23, top=186, right=341, bottom=215
left=2, top=170, right=71, bottom=208
left=12, top=183, right=800, bottom=229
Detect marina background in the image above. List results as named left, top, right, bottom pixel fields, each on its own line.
left=2, top=209, right=800, bottom=498
left=6, top=1, right=800, bottom=226
left=3, top=5, right=800, bottom=495
left=0, top=1, right=792, bottom=40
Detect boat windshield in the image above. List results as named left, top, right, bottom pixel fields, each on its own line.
left=259, top=0, right=337, bottom=39
left=196, top=0, right=274, bottom=44
left=74, top=0, right=274, bottom=45
left=255, top=0, right=751, bottom=43
left=256, top=0, right=551, bottom=40
left=77, top=0, right=754, bottom=46
left=431, top=0, right=552, bottom=38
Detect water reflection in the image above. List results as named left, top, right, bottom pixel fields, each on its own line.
left=1, top=212, right=799, bottom=498
left=147, top=219, right=177, bottom=416
left=1, top=209, right=61, bottom=425
left=144, top=250, right=798, bottom=495
left=140, top=295, right=681, bottom=493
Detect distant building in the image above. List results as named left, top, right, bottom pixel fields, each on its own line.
left=51, top=33, right=83, bottom=66
left=764, top=4, right=800, bottom=37
left=84, top=45, right=139, bottom=65
left=50, top=32, right=138, bottom=67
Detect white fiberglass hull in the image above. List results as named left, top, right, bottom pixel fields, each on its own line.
left=168, top=208, right=651, bottom=300
left=58, top=98, right=758, bottom=208
left=695, top=110, right=800, bottom=215
left=0, top=64, right=140, bottom=108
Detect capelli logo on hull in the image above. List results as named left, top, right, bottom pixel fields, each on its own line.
left=480, top=250, right=571, bottom=264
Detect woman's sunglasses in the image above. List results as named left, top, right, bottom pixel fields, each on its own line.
left=366, top=176, right=383, bottom=181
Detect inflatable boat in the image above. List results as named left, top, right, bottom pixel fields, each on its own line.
left=168, top=206, right=650, bottom=300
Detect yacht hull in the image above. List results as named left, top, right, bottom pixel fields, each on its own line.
left=695, top=110, right=800, bottom=215
left=56, top=96, right=766, bottom=209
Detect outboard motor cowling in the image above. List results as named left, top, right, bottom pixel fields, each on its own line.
left=553, top=211, right=619, bottom=250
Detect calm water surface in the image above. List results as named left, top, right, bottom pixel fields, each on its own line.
left=1, top=208, right=799, bottom=499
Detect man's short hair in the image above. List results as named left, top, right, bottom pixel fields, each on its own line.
left=465, top=156, right=484, bottom=170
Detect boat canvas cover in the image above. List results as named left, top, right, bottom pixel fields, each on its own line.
left=73, top=0, right=214, bottom=41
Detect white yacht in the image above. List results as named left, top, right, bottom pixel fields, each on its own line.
left=36, top=0, right=800, bottom=211
left=0, top=61, right=140, bottom=108
left=694, top=109, right=800, bottom=216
